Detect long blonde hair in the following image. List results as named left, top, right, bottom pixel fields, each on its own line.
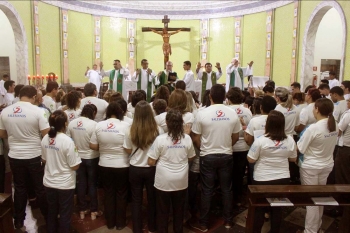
left=130, top=101, right=159, bottom=150
left=275, top=87, right=293, bottom=109
left=184, top=91, right=193, bottom=113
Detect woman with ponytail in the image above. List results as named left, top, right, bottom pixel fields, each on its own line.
left=64, top=90, right=82, bottom=122
left=41, top=110, right=81, bottom=233
left=274, top=87, right=299, bottom=136
left=297, top=98, right=338, bottom=233
left=67, top=104, right=103, bottom=220
left=89, top=102, right=130, bottom=230
left=148, top=109, right=195, bottom=233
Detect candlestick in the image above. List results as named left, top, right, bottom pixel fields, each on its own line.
left=28, top=75, right=31, bottom=85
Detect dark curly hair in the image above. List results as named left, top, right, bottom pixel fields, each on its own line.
left=66, top=90, right=81, bottom=110
left=48, top=110, right=67, bottom=138
left=81, top=104, right=97, bottom=120
left=166, top=109, right=184, bottom=141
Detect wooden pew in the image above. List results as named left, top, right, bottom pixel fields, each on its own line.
left=0, top=193, right=14, bottom=233
left=246, top=185, right=350, bottom=233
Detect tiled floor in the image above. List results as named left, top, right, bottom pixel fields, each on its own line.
left=17, top=189, right=343, bottom=233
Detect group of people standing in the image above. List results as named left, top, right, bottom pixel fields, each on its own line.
left=0, top=65, right=349, bottom=233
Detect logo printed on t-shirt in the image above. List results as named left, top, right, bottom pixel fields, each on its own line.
left=69, top=113, right=75, bottom=119
left=13, top=106, right=22, bottom=114
left=77, top=121, right=83, bottom=127
left=173, top=139, right=181, bottom=145
left=167, top=138, right=185, bottom=149
left=49, top=138, right=56, bottom=145
left=87, top=100, right=92, bottom=104
left=269, top=140, right=287, bottom=150
left=235, top=108, right=243, bottom=115
left=107, top=122, right=115, bottom=129
left=212, top=110, right=230, bottom=121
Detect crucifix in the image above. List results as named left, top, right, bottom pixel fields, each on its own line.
left=142, top=15, right=191, bottom=68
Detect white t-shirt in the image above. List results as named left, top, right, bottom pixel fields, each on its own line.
left=248, top=135, right=297, bottom=181
left=123, top=126, right=164, bottom=167
left=148, top=134, right=195, bottom=191
left=183, top=70, right=195, bottom=91
left=245, top=115, right=268, bottom=140
left=333, top=100, right=348, bottom=123
left=3, top=93, right=14, bottom=106
left=192, top=104, right=241, bottom=156
left=0, top=101, right=49, bottom=159
left=56, top=102, right=61, bottom=110
left=155, top=112, right=194, bottom=133
left=90, top=118, right=130, bottom=168
left=227, top=104, right=252, bottom=152
left=64, top=109, right=82, bottom=122
left=0, top=80, right=6, bottom=96
left=299, top=103, right=316, bottom=126
left=123, top=116, right=133, bottom=124
left=42, top=95, right=56, bottom=113
left=329, top=79, right=340, bottom=89
left=338, top=110, right=350, bottom=147
left=80, top=96, right=108, bottom=122
left=275, top=104, right=299, bottom=136
left=42, top=133, right=81, bottom=189
left=297, top=118, right=338, bottom=169
left=127, top=103, right=135, bottom=119
left=12, top=97, right=19, bottom=104
left=344, top=94, right=350, bottom=101
left=67, top=117, right=98, bottom=159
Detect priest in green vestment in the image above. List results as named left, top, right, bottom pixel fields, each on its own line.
left=226, top=59, right=254, bottom=92
left=100, top=59, right=130, bottom=99
left=131, top=59, right=159, bottom=102
left=196, top=62, right=222, bottom=102
left=157, top=61, right=176, bottom=87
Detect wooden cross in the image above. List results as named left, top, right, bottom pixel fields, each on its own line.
left=142, top=15, right=191, bottom=68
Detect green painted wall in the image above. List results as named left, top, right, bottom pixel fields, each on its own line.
left=68, top=11, right=93, bottom=83
left=101, top=17, right=127, bottom=72
left=38, top=2, right=61, bottom=79
left=273, top=3, right=294, bottom=86
left=135, top=19, right=200, bottom=78
left=9, top=1, right=34, bottom=75
left=242, top=12, right=266, bottom=76
left=209, top=17, right=235, bottom=84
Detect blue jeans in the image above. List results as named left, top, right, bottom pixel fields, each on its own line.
left=76, top=158, right=99, bottom=211
left=46, top=187, right=74, bottom=233
left=199, top=154, right=233, bottom=226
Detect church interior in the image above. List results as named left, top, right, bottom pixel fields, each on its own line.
left=1, top=0, right=350, bottom=233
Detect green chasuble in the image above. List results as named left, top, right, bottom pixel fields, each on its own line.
left=109, top=69, right=123, bottom=93
left=137, top=73, right=155, bottom=102
left=201, top=72, right=217, bottom=102
left=159, top=71, right=169, bottom=86
left=229, top=68, right=244, bottom=90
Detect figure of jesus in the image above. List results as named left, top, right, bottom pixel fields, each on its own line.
left=149, top=28, right=183, bottom=58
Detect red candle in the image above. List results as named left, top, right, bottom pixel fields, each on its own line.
left=36, top=74, right=40, bottom=80
left=55, top=75, right=58, bottom=80
left=32, top=76, right=36, bottom=81
left=46, top=75, right=49, bottom=81
left=27, top=75, right=30, bottom=80
left=42, top=75, right=44, bottom=80
left=49, top=75, right=53, bottom=81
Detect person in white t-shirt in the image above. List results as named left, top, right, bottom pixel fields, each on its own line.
left=42, top=110, right=81, bottom=233
left=80, top=83, right=108, bottom=122
left=248, top=110, right=297, bottom=233
left=153, top=99, right=167, bottom=116
left=341, top=80, right=350, bottom=101
left=155, top=89, right=194, bottom=133
left=113, top=99, right=133, bottom=124
left=126, top=90, right=146, bottom=119
left=85, top=64, right=103, bottom=95
left=328, top=71, right=340, bottom=89
left=296, top=88, right=322, bottom=134
left=0, top=85, right=49, bottom=229
left=148, top=109, right=195, bottom=233
left=274, top=87, right=299, bottom=136
left=335, top=99, right=350, bottom=233
left=330, top=86, right=348, bottom=123
left=89, top=102, right=130, bottom=230
left=43, top=81, right=59, bottom=113
left=3, top=80, right=15, bottom=106
left=318, top=83, right=331, bottom=99
left=123, top=101, right=162, bottom=233
left=67, top=104, right=103, bottom=220
left=297, top=98, right=338, bottom=233
left=293, top=92, right=307, bottom=114
left=190, top=84, right=241, bottom=231
left=226, top=87, right=252, bottom=205
left=64, top=90, right=82, bottom=123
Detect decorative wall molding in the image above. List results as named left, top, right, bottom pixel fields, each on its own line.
left=42, top=0, right=293, bottom=20
left=200, top=19, right=209, bottom=65
left=300, top=0, right=347, bottom=90
left=127, top=19, right=136, bottom=75
left=290, top=0, right=300, bottom=83
left=265, top=10, right=274, bottom=78
left=234, top=16, right=242, bottom=61
left=93, top=16, right=101, bottom=68
left=61, top=9, right=69, bottom=84
left=33, top=1, right=41, bottom=75
left=0, top=1, right=29, bottom=84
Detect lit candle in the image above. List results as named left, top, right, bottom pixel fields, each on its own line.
left=46, top=75, right=49, bottom=81
left=55, top=75, right=58, bottom=80
left=49, top=75, right=53, bottom=81
left=28, top=75, right=31, bottom=85
left=36, top=74, right=40, bottom=80
left=42, top=75, right=44, bottom=85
